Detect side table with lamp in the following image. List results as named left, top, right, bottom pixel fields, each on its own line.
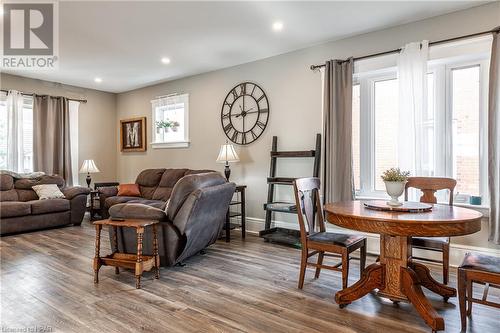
left=216, top=142, right=246, bottom=242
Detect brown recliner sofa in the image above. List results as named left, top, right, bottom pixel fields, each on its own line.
left=108, top=172, right=236, bottom=266
left=98, top=168, right=214, bottom=218
left=0, top=174, right=90, bottom=235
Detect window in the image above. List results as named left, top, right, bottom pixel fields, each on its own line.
left=151, top=93, right=189, bottom=148
left=0, top=92, right=34, bottom=173
left=353, top=57, right=488, bottom=204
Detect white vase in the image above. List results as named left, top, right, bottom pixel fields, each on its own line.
left=384, top=181, right=406, bottom=206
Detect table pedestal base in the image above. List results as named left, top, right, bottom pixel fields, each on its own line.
left=335, top=235, right=456, bottom=332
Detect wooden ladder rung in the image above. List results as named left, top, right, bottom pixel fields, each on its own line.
left=271, top=151, right=315, bottom=158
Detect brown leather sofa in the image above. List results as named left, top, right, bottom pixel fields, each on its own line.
left=108, top=172, right=236, bottom=266
left=98, top=168, right=214, bottom=218
left=0, top=174, right=90, bottom=235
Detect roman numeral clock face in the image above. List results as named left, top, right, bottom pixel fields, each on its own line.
left=220, top=82, right=269, bottom=145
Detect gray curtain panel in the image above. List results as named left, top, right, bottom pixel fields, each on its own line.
left=489, top=29, right=500, bottom=244
left=33, top=95, right=73, bottom=186
left=323, top=58, right=354, bottom=203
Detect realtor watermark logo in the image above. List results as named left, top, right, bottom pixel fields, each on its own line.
left=1, top=1, right=59, bottom=69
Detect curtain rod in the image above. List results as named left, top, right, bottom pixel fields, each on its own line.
left=309, top=27, right=500, bottom=70
left=0, top=89, right=88, bottom=103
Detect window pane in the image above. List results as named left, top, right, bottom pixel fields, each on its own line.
left=352, top=84, right=360, bottom=191
left=421, top=73, right=435, bottom=176
left=22, top=99, right=33, bottom=173
left=374, top=78, right=399, bottom=191
left=452, top=66, right=480, bottom=196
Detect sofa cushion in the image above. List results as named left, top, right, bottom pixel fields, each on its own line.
left=128, top=199, right=167, bottom=210
left=136, top=169, right=165, bottom=187
left=29, top=199, right=70, bottom=215
left=14, top=175, right=65, bottom=190
left=0, top=174, right=14, bottom=191
left=152, top=169, right=187, bottom=201
left=109, top=203, right=167, bottom=220
left=105, top=196, right=144, bottom=208
left=16, top=189, right=38, bottom=202
left=0, top=189, right=19, bottom=202
left=0, top=201, right=31, bottom=217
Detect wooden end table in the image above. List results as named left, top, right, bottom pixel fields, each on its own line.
left=93, top=219, right=160, bottom=289
left=225, top=185, right=246, bottom=242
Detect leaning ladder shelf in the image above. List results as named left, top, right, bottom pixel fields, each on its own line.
left=259, top=134, right=321, bottom=247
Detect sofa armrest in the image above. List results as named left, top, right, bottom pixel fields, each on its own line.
left=109, top=203, right=167, bottom=221
left=62, top=186, right=90, bottom=200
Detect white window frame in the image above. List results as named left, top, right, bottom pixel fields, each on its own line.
left=354, top=57, right=489, bottom=206
left=150, top=93, right=190, bottom=149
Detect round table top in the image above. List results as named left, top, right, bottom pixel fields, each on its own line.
left=324, top=200, right=483, bottom=237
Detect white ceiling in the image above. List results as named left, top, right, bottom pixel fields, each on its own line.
left=2, top=1, right=488, bottom=93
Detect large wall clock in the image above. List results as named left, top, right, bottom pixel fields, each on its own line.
left=220, top=82, right=269, bottom=145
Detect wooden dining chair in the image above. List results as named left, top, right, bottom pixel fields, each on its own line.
left=458, top=252, right=500, bottom=332
left=405, top=176, right=457, bottom=285
left=293, top=177, right=367, bottom=290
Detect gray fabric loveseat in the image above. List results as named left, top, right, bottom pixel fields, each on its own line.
left=108, top=172, right=235, bottom=266
left=0, top=174, right=90, bottom=235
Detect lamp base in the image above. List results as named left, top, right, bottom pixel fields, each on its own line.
left=224, top=164, right=231, bottom=181
left=86, top=174, right=92, bottom=188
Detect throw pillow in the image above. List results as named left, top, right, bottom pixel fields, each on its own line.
left=32, top=184, right=65, bottom=200
left=117, top=183, right=141, bottom=197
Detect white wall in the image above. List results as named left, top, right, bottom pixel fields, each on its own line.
left=0, top=73, right=117, bottom=186
left=116, top=3, right=500, bottom=253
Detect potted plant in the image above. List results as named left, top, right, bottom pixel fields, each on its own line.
left=156, top=120, right=180, bottom=133
left=381, top=168, right=410, bottom=206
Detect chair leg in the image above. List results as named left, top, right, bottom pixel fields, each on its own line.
left=298, top=248, right=308, bottom=289
left=315, top=251, right=324, bottom=279
left=341, top=250, right=349, bottom=289
left=466, top=279, right=473, bottom=316
left=442, top=244, right=450, bottom=285
left=360, top=242, right=367, bottom=278
left=458, top=268, right=467, bottom=332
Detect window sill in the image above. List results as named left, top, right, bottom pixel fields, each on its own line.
left=151, top=141, right=190, bottom=149
left=355, top=196, right=489, bottom=218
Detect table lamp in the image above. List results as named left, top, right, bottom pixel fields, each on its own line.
left=216, top=143, right=239, bottom=181
left=79, top=159, right=100, bottom=188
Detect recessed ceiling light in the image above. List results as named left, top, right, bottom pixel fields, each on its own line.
left=272, top=21, right=283, bottom=32
left=161, top=57, right=171, bottom=64
left=94, top=77, right=102, bottom=83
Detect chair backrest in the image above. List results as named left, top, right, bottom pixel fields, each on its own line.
left=293, top=177, right=325, bottom=244
left=404, top=177, right=456, bottom=205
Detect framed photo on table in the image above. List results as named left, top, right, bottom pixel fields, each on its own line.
left=120, top=117, right=147, bottom=152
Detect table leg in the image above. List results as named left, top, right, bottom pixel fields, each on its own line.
left=112, top=226, right=119, bottom=275
left=335, top=263, right=383, bottom=306
left=410, top=262, right=456, bottom=300
left=153, top=224, right=160, bottom=279
left=225, top=211, right=230, bottom=243
left=93, top=224, right=102, bottom=284
left=401, top=267, right=445, bottom=332
left=241, top=189, right=246, bottom=239
left=378, top=235, right=410, bottom=301
left=135, top=227, right=144, bottom=289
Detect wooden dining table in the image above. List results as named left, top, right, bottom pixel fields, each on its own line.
left=324, top=201, right=483, bottom=332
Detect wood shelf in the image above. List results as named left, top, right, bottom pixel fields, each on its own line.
left=266, top=177, right=296, bottom=185
left=259, top=227, right=301, bottom=248
left=264, top=202, right=297, bottom=213
left=271, top=151, right=315, bottom=158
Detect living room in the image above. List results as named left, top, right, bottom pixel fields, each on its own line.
left=1, top=1, right=500, bottom=332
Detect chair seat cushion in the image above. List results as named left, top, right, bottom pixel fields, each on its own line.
left=459, top=252, right=500, bottom=274
left=308, top=232, right=365, bottom=247
left=29, top=199, right=70, bottom=215
left=0, top=201, right=31, bottom=217
left=412, top=236, right=449, bottom=248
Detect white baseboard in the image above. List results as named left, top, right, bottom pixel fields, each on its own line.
left=237, top=216, right=500, bottom=268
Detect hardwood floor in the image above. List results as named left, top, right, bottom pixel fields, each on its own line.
left=1, top=217, right=499, bottom=333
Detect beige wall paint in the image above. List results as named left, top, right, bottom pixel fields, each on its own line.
left=116, top=3, right=500, bottom=250
left=0, top=73, right=117, bottom=186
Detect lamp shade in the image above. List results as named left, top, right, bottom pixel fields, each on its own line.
left=79, top=159, right=100, bottom=174
left=216, top=144, right=240, bottom=163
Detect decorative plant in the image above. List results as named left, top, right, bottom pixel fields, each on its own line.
left=381, top=168, right=410, bottom=182
left=156, top=120, right=180, bottom=129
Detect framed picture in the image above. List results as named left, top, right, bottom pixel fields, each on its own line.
left=120, top=117, right=147, bottom=152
